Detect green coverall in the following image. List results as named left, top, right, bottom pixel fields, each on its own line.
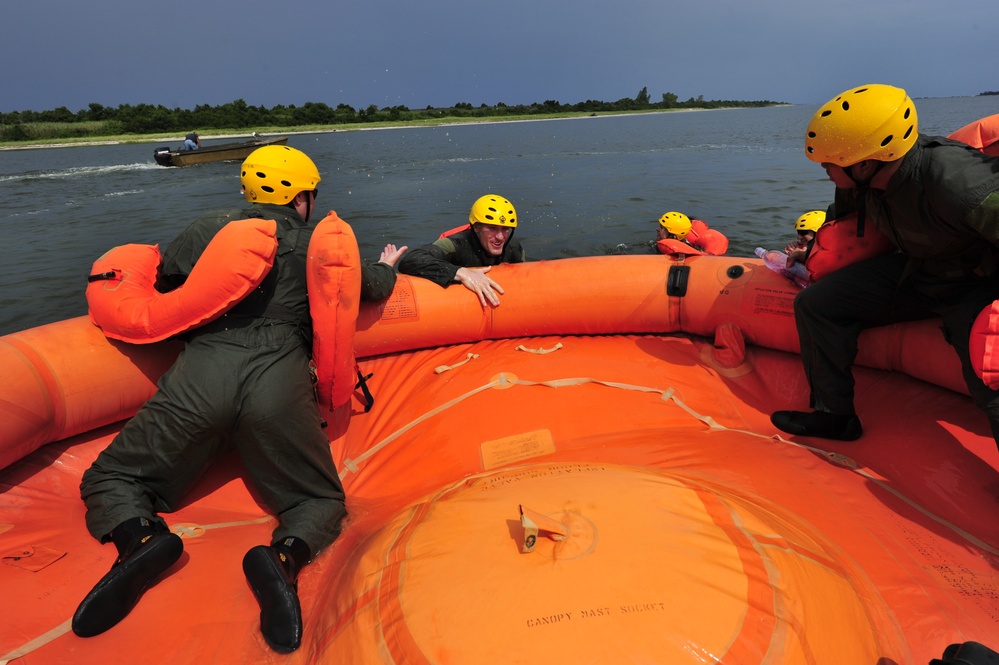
left=80, top=204, right=396, bottom=553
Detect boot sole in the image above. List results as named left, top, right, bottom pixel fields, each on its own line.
left=72, top=532, right=183, bottom=637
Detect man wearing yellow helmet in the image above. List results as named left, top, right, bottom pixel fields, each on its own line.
left=771, top=84, right=999, bottom=446
left=398, top=194, right=525, bottom=307
left=72, top=146, right=406, bottom=653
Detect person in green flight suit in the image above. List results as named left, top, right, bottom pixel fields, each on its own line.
left=72, top=145, right=406, bottom=653
left=398, top=193, right=524, bottom=307
left=770, top=84, right=999, bottom=446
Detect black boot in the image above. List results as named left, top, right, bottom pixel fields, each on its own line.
left=930, top=641, right=999, bottom=664
left=770, top=410, right=863, bottom=441
left=242, top=537, right=310, bottom=653
left=72, top=517, right=183, bottom=637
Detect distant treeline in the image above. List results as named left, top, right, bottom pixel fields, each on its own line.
left=0, top=87, right=782, bottom=142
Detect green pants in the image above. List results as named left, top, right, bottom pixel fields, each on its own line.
left=795, top=252, right=999, bottom=444
left=80, top=322, right=346, bottom=553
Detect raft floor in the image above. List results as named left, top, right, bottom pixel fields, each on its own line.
left=2, top=333, right=998, bottom=664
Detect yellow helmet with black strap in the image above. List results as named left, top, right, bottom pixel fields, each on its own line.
left=241, top=146, right=320, bottom=205
left=805, top=84, right=918, bottom=166
left=658, top=211, right=692, bottom=240
left=469, top=194, right=517, bottom=228
left=794, top=210, right=826, bottom=233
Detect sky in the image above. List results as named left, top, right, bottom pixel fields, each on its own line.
left=2, top=0, right=997, bottom=114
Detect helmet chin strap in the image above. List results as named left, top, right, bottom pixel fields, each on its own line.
left=844, top=161, right=886, bottom=238
left=291, top=191, right=314, bottom=222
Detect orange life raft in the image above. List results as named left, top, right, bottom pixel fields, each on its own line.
left=0, top=254, right=996, bottom=664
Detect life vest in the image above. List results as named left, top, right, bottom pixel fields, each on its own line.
left=307, top=211, right=363, bottom=410
left=656, top=220, right=728, bottom=256
left=970, top=301, right=999, bottom=390
left=439, top=224, right=471, bottom=239
left=804, top=212, right=894, bottom=282
left=945, top=118, right=999, bottom=387
left=86, top=218, right=278, bottom=344
left=656, top=239, right=704, bottom=256
left=948, top=114, right=999, bottom=157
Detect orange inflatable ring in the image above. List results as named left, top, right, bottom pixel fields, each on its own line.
left=805, top=212, right=895, bottom=282
left=307, top=210, right=362, bottom=410
left=86, top=218, right=278, bottom=344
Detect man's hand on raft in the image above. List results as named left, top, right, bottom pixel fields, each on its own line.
left=378, top=244, right=407, bottom=268
left=455, top=266, right=504, bottom=308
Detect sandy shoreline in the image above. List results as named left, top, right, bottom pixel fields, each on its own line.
left=0, top=108, right=742, bottom=152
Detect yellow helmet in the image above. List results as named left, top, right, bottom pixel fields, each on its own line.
left=794, top=210, right=827, bottom=233
left=805, top=84, right=918, bottom=165
left=469, top=194, right=517, bottom=228
left=658, top=211, right=692, bottom=240
left=241, top=145, right=321, bottom=205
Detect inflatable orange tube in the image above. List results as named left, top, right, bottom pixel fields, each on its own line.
left=1, top=255, right=995, bottom=665
left=307, top=211, right=362, bottom=410
left=0, top=318, right=180, bottom=470
left=0, top=255, right=969, bottom=472
left=86, top=218, right=277, bottom=344
left=948, top=113, right=999, bottom=156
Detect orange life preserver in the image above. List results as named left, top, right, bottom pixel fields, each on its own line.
left=86, top=218, right=278, bottom=344
left=970, top=300, right=999, bottom=390
left=307, top=211, right=363, bottom=410
left=439, top=224, right=471, bottom=239
left=948, top=114, right=999, bottom=157
left=686, top=220, right=729, bottom=255
left=656, top=238, right=704, bottom=256
left=804, top=212, right=894, bottom=282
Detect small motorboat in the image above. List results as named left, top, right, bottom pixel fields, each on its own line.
left=152, top=135, right=289, bottom=167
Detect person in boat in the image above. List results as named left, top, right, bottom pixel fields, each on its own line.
left=771, top=84, right=999, bottom=444
left=71, top=146, right=406, bottom=653
left=398, top=193, right=524, bottom=307
left=183, top=131, right=201, bottom=150
left=783, top=209, right=826, bottom=266
left=655, top=211, right=729, bottom=255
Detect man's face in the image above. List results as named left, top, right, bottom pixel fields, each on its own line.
left=820, top=163, right=857, bottom=189
left=473, top=223, right=512, bottom=256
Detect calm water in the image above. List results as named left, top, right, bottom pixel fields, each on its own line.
left=1, top=96, right=996, bottom=335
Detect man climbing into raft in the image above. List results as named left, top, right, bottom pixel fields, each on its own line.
left=72, top=146, right=405, bottom=653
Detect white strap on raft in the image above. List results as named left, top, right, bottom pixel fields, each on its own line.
left=515, top=342, right=563, bottom=355
left=434, top=353, right=479, bottom=374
